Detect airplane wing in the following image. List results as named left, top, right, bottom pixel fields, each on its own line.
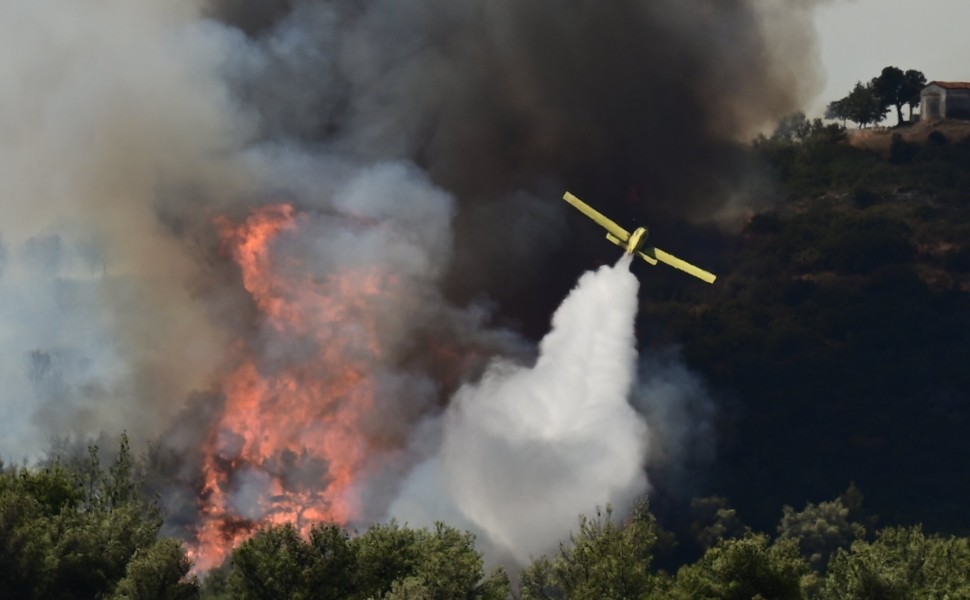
left=640, top=246, right=717, bottom=284
left=564, top=191, right=716, bottom=283
left=563, top=192, right=630, bottom=242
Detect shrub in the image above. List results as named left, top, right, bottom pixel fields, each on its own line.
left=889, top=134, right=918, bottom=164
left=926, top=130, right=948, bottom=146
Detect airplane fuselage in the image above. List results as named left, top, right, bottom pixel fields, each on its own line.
left=605, top=226, right=649, bottom=254
left=625, top=226, right=649, bottom=254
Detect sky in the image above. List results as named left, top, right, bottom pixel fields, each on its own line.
left=811, top=0, right=970, bottom=118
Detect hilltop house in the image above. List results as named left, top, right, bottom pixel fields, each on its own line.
left=920, top=82, right=970, bottom=121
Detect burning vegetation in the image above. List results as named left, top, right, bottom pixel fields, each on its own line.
left=1, top=0, right=849, bottom=584
left=194, top=204, right=381, bottom=567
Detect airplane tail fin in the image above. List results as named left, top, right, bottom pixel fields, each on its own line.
left=605, top=233, right=626, bottom=249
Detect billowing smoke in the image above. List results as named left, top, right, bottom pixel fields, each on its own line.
left=205, top=0, right=827, bottom=296
left=0, top=1, right=246, bottom=459
left=2, top=0, right=821, bottom=567
left=390, top=257, right=647, bottom=565
left=208, top=0, right=824, bottom=204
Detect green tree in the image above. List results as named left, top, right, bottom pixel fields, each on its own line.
left=520, top=502, right=668, bottom=600
left=354, top=521, right=508, bottom=600
left=197, top=566, right=232, bottom=600
left=215, top=523, right=356, bottom=600
left=111, top=539, right=199, bottom=600
left=41, top=502, right=161, bottom=598
left=414, top=523, right=509, bottom=600
left=227, top=523, right=318, bottom=600
left=825, top=98, right=850, bottom=127
left=689, top=496, right=750, bottom=550
left=902, top=69, right=927, bottom=121
left=382, top=577, right=435, bottom=600
left=223, top=520, right=506, bottom=600
left=352, top=522, right=422, bottom=598
left=845, top=82, right=885, bottom=128
left=304, top=524, right=358, bottom=599
left=872, top=66, right=908, bottom=125
left=672, top=534, right=809, bottom=600
left=106, top=432, right=138, bottom=509
left=776, top=494, right=864, bottom=572
left=822, top=526, right=970, bottom=599
left=0, top=464, right=82, bottom=598
left=0, top=434, right=175, bottom=600
left=852, top=67, right=926, bottom=125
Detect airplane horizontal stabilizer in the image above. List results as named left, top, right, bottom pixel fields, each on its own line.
left=634, top=249, right=659, bottom=265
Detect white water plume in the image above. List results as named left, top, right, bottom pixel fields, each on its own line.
left=390, top=255, right=649, bottom=565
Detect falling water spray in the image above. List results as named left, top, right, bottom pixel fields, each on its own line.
left=391, top=255, right=648, bottom=564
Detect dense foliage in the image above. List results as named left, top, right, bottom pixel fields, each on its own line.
left=0, top=434, right=195, bottom=600
left=825, top=66, right=926, bottom=126
left=8, top=436, right=970, bottom=600
left=7, top=435, right=970, bottom=598
left=645, top=118, right=970, bottom=535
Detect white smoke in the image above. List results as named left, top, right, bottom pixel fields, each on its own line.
left=0, top=233, right=122, bottom=461
left=390, top=256, right=650, bottom=565
left=0, top=0, right=246, bottom=459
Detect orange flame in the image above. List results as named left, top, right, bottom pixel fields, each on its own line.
left=191, top=204, right=397, bottom=570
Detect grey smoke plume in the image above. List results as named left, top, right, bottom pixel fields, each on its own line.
left=200, top=0, right=828, bottom=304
left=2, top=0, right=825, bottom=566
left=0, top=1, right=247, bottom=459
left=389, top=257, right=648, bottom=565
left=634, top=349, right=717, bottom=490
left=208, top=0, right=824, bottom=207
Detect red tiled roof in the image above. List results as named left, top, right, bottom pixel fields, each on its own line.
left=930, top=81, right=970, bottom=90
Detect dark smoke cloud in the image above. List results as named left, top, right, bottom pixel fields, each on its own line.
left=209, top=0, right=824, bottom=210
left=201, top=0, right=827, bottom=306
left=3, top=0, right=832, bottom=566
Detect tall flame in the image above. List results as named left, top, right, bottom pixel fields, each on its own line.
left=191, top=204, right=396, bottom=570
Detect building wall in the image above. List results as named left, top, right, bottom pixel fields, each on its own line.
left=921, top=84, right=946, bottom=120
left=920, top=85, right=970, bottom=121
left=945, top=89, right=970, bottom=119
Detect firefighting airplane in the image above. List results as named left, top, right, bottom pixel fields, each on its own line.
left=563, top=192, right=717, bottom=284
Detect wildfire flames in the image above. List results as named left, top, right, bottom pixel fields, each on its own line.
left=190, top=204, right=397, bottom=570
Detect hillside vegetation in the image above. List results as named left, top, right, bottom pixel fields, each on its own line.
left=4, top=121, right=970, bottom=599
left=6, top=436, right=970, bottom=599
left=644, top=118, right=970, bottom=533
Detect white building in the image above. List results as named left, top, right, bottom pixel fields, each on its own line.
left=920, top=82, right=970, bottom=121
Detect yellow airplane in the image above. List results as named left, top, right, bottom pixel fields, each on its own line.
left=563, top=192, right=716, bottom=284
